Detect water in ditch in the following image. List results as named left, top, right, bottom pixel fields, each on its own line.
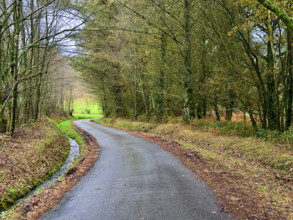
left=0, top=138, right=79, bottom=215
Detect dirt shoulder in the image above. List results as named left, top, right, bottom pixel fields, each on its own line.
left=1, top=122, right=100, bottom=220
left=94, top=118, right=293, bottom=220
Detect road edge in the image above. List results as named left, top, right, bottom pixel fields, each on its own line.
left=3, top=121, right=100, bottom=220
left=91, top=119, right=288, bottom=220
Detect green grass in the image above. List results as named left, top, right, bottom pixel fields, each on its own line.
left=73, top=98, right=102, bottom=114
left=72, top=97, right=103, bottom=119
left=57, top=120, right=86, bottom=154
left=73, top=113, right=103, bottom=120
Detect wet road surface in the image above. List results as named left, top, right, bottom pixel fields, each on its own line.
left=41, top=120, right=233, bottom=220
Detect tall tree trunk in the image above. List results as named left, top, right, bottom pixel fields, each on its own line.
left=225, top=89, right=234, bottom=121
left=141, top=82, right=148, bottom=116
left=156, top=31, right=166, bottom=122
left=20, top=0, right=29, bottom=123
left=213, top=98, right=220, bottom=121
left=286, top=29, right=293, bottom=130
left=266, top=14, right=278, bottom=130
left=34, top=3, right=43, bottom=120
left=34, top=73, right=43, bottom=120
left=10, top=0, right=21, bottom=134
left=248, top=107, right=258, bottom=131
left=203, top=96, right=207, bottom=118
left=197, top=102, right=202, bottom=119
left=183, top=0, right=195, bottom=121
left=0, top=20, right=5, bottom=132
left=198, top=37, right=207, bottom=119
left=257, top=85, right=267, bottom=129
left=113, top=66, right=122, bottom=116
left=134, top=66, right=138, bottom=120
left=114, top=85, right=122, bottom=116
left=134, top=84, right=138, bottom=120
left=101, top=82, right=109, bottom=116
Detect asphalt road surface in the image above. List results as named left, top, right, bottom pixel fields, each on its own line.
left=41, top=120, right=233, bottom=220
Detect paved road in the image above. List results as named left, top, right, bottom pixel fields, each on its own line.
left=41, top=120, right=232, bottom=220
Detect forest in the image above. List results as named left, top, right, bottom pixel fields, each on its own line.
left=0, top=0, right=80, bottom=134
left=0, top=0, right=293, bottom=218
left=0, top=0, right=292, bottom=134
left=70, top=0, right=293, bottom=132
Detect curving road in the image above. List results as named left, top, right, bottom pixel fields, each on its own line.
left=41, top=120, right=233, bottom=220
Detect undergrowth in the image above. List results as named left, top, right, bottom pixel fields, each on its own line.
left=121, top=115, right=293, bottom=148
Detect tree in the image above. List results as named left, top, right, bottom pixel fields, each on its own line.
left=0, top=0, right=83, bottom=134
left=256, top=0, right=293, bottom=31
left=70, top=0, right=293, bottom=132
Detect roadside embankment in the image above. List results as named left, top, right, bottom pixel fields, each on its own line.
left=0, top=118, right=70, bottom=212
left=0, top=119, right=100, bottom=220
left=94, top=117, right=293, bottom=219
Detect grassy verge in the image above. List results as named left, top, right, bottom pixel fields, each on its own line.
left=95, top=117, right=293, bottom=218
left=1, top=117, right=100, bottom=219
left=57, top=119, right=87, bottom=158
left=135, top=115, right=293, bottom=147
left=0, top=118, right=70, bottom=211
left=97, top=118, right=292, bottom=172
left=188, top=118, right=293, bottom=147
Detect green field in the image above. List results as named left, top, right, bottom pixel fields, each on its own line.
left=73, top=98, right=102, bottom=114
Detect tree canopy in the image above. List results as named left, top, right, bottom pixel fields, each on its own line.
left=69, top=0, right=293, bottom=132
left=256, top=0, right=293, bottom=30
left=1, top=0, right=292, bottom=133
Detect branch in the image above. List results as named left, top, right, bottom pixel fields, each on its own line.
left=256, top=0, right=293, bottom=31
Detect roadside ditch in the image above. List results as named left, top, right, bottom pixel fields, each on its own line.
left=0, top=120, right=100, bottom=220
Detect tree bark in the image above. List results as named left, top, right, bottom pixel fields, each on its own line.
left=183, top=0, right=195, bottom=121
left=225, top=89, right=234, bottom=121
left=248, top=108, right=258, bottom=131
left=266, top=15, right=279, bottom=130
left=212, top=97, right=220, bottom=121
left=10, top=0, right=21, bottom=134
left=156, top=31, right=166, bottom=122
left=286, top=29, right=293, bottom=130
left=113, top=66, right=122, bottom=117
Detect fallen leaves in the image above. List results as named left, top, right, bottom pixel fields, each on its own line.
left=2, top=122, right=101, bottom=220
left=0, top=119, right=69, bottom=211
